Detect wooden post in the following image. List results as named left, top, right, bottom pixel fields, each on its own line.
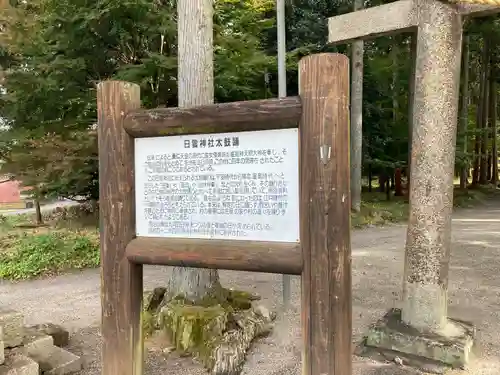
left=97, top=81, right=143, bottom=375
left=299, top=53, right=351, bottom=375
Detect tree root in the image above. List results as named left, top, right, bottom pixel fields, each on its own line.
left=143, top=287, right=275, bottom=375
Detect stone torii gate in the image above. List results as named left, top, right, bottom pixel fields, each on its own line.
left=329, top=0, right=500, bottom=370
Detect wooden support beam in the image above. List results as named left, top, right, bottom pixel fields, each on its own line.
left=328, top=0, right=417, bottom=45
left=98, top=81, right=143, bottom=375
left=126, top=237, right=302, bottom=275
left=123, top=96, right=302, bottom=138
left=299, top=53, right=351, bottom=375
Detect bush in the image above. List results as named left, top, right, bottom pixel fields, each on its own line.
left=0, top=230, right=99, bottom=280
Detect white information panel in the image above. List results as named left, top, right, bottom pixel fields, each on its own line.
left=135, top=128, right=299, bottom=243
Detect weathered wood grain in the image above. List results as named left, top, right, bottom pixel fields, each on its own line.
left=123, top=97, right=302, bottom=137
left=299, top=53, right=352, bottom=375
left=97, top=81, right=143, bottom=375
left=126, top=237, right=302, bottom=275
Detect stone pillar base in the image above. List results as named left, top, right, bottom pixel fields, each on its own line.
left=356, top=308, right=475, bottom=374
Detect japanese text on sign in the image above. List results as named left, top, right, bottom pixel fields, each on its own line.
left=134, top=128, right=299, bottom=242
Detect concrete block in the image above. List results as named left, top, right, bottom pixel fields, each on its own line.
left=362, top=308, right=475, bottom=371
left=0, top=352, right=39, bottom=375
left=21, top=327, right=54, bottom=357
left=27, top=323, right=69, bottom=348
left=0, top=326, right=4, bottom=365
left=28, top=346, right=82, bottom=375
left=0, top=310, right=23, bottom=348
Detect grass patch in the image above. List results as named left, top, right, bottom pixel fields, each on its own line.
left=0, top=229, right=100, bottom=280
left=352, top=185, right=499, bottom=228
left=0, top=204, right=99, bottom=281
left=351, top=194, right=408, bottom=228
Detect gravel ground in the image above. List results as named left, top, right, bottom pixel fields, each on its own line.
left=1, top=203, right=500, bottom=375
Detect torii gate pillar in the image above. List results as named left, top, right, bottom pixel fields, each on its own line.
left=329, top=0, right=500, bottom=370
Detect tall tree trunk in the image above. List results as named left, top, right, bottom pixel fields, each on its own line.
left=490, top=62, right=498, bottom=186
left=406, top=33, right=417, bottom=200
left=459, top=35, right=470, bottom=189
left=350, top=0, right=364, bottom=212
left=368, top=163, right=373, bottom=192
left=479, top=37, right=490, bottom=185
left=392, top=37, right=404, bottom=197
left=169, top=0, right=220, bottom=303
left=35, top=199, right=43, bottom=225
left=487, top=153, right=492, bottom=181
left=472, top=95, right=481, bottom=185
left=473, top=44, right=486, bottom=186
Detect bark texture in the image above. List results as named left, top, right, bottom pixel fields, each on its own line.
left=406, top=33, right=417, bottom=200
left=479, top=37, right=490, bottom=185
left=402, top=1, right=462, bottom=331
left=459, top=35, right=470, bottom=189
left=492, top=77, right=499, bottom=186
left=489, top=63, right=497, bottom=185
left=350, top=0, right=364, bottom=212
left=172, top=0, right=220, bottom=304
left=34, top=199, right=43, bottom=225
left=177, top=0, right=214, bottom=108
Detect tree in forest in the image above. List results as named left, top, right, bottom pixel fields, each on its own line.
left=168, top=0, right=219, bottom=303
left=0, top=0, right=274, bottom=201
left=350, top=0, right=364, bottom=212
left=459, top=33, right=471, bottom=189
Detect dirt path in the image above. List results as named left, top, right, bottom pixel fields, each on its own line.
left=1, top=203, right=499, bottom=375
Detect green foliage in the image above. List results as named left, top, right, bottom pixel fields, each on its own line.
left=0, top=0, right=276, bottom=200
left=0, top=0, right=498, bottom=202
left=351, top=186, right=499, bottom=229
left=351, top=193, right=409, bottom=228
left=0, top=228, right=99, bottom=280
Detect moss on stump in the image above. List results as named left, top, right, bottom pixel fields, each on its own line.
left=143, top=287, right=273, bottom=375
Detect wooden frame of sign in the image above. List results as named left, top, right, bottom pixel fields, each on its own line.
left=97, top=53, right=352, bottom=375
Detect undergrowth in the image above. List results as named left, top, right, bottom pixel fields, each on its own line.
left=351, top=185, right=499, bottom=228
left=0, top=204, right=99, bottom=280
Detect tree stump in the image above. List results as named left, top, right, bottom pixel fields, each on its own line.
left=144, top=287, right=274, bottom=375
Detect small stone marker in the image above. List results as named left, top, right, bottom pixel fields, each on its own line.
left=0, top=310, right=23, bottom=348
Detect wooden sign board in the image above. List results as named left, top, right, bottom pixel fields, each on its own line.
left=97, top=53, right=351, bottom=375
left=134, top=128, right=300, bottom=242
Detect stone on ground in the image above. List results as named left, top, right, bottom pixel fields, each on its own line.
left=358, top=308, right=475, bottom=374
left=28, top=345, right=82, bottom=375
left=0, top=352, right=38, bottom=375
left=27, top=324, right=69, bottom=348
left=20, top=327, right=81, bottom=375
left=0, top=308, right=82, bottom=375
left=0, top=310, right=23, bottom=348
left=21, top=328, right=54, bottom=357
